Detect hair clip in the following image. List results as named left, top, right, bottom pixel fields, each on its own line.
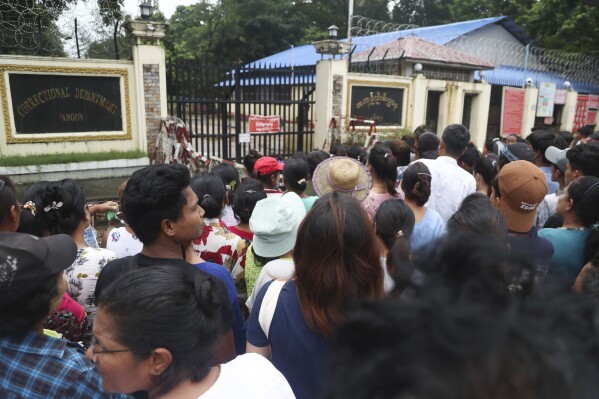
left=202, top=194, right=212, bottom=201
left=44, top=201, right=63, bottom=213
left=396, top=230, right=404, bottom=238
left=417, top=172, right=432, bottom=178
left=228, top=180, right=237, bottom=191
left=297, top=178, right=307, bottom=185
left=23, top=201, right=37, bottom=216
left=384, top=153, right=391, bottom=159
left=244, top=190, right=256, bottom=194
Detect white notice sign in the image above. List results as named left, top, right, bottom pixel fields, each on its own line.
left=239, top=133, right=251, bottom=143
left=536, top=82, right=556, bottom=117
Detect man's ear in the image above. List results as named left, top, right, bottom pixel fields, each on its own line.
left=149, top=348, right=173, bottom=377
left=161, top=219, right=176, bottom=237
left=8, top=204, right=20, bottom=230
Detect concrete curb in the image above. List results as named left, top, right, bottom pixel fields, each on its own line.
left=1, top=157, right=150, bottom=184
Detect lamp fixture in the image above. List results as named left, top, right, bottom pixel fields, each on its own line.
left=139, top=1, right=152, bottom=21
left=328, top=25, right=339, bottom=40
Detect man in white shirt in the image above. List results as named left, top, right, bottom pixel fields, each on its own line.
left=415, top=124, right=476, bottom=221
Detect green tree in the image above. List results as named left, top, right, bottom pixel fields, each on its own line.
left=0, top=0, right=125, bottom=56
left=520, top=0, right=599, bottom=55
left=163, top=1, right=214, bottom=63
left=208, top=0, right=306, bottom=63
left=297, top=0, right=391, bottom=40
left=390, top=0, right=452, bottom=26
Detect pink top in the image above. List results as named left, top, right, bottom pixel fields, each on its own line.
left=57, top=293, right=86, bottom=322
left=362, top=191, right=397, bottom=219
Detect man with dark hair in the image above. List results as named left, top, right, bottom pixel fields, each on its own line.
left=458, top=143, right=480, bottom=174
left=482, top=137, right=495, bottom=156
left=506, top=133, right=519, bottom=144
left=574, top=125, right=595, bottom=145
left=416, top=132, right=440, bottom=160
left=415, top=124, right=476, bottom=221
left=0, top=233, right=127, bottom=398
left=565, top=142, right=599, bottom=184
left=388, top=140, right=411, bottom=183
left=527, top=130, right=568, bottom=194
left=95, top=164, right=240, bottom=364
left=0, top=175, right=20, bottom=232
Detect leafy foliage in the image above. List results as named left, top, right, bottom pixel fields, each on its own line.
left=519, top=0, right=599, bottom=54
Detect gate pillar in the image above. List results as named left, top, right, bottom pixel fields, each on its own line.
left=128, top=20, right=169, bottom=155
left=314, top=59, right=348, bottom=151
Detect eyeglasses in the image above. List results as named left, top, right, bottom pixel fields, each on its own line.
left=90, top=340, right=131, bottom=361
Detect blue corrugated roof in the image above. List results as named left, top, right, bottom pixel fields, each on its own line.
left=475, top=66, right=599, bottom=94
left=250, top=16, right=511, bottom=67
left=247, top=17, right=598, bottom=93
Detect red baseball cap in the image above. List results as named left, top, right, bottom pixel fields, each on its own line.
left=254, top=156, right=283, bottom=175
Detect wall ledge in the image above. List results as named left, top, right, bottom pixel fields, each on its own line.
left=1, top=157, right=150, bottom=184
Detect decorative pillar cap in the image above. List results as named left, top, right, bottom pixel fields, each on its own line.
left=126, top=20, right=169, bottom=46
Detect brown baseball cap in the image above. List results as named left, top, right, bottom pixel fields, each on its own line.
left=498, top=160, right=547, bottom=233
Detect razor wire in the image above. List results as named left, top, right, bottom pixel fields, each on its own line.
left=349, top=15, right=599, bottom=87
left=0, top=0, right=131, bottom=59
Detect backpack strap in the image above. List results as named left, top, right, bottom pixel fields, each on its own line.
left=258, top=280, right=286, bottom=337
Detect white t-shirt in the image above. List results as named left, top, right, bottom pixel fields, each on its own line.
left=415, top=156, right=477, bottom=222
left=545, top=192, right=560, bottom=217
left=105, top=227, right=143, bottom=259
left=245, top=258, right=294, bottom=312
left=199, top=353, right=295, bottom=398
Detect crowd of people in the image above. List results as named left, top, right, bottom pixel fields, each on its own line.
left=1, top=122, right=599, bottom=398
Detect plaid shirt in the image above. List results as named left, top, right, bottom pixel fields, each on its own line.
left=0, top=331, right=130, bottom=398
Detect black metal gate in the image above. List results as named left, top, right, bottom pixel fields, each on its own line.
left=167, top=62, right=316, bottom=163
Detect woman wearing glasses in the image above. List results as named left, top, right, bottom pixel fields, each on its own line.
left=89, top=263, right=294, bottom=398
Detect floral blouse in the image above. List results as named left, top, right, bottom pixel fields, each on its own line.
left=64, top=247, right=117, bottom=342
left=193, top=218, right=247, bottom=286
